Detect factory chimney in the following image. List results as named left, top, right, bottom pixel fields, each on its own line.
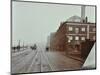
left=81, top=5, right=85, bottom=23
left=81, top=5, right=88, bottom=23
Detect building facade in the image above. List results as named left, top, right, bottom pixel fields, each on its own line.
left=66, top=21, right=96, bottom=45
left=49, top=23, right=67, bottom=51
left=49, top=18, right=96, bottom=60
left=65, top=21, right=95, bottom=56
left=49, top=6, right=96, bottom=60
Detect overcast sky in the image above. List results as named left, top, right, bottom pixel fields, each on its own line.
left=12, top=1, right=95, bottom=46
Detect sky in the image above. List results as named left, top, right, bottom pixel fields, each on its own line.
left=12, top=1, right=96, bottom=46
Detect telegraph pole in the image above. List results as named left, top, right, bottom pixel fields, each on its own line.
left=23, top=41, right=24, bottom=50
left=17, top=40, right=20, bottom=51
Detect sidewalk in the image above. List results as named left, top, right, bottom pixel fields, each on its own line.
left=67, top=55, right=84, bottom=62
left=51, top=51, right=84, bottom=63
left=46, top=51, right=83, bottom=71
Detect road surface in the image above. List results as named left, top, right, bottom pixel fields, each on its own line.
left=11, top=48, right=83, bottom=74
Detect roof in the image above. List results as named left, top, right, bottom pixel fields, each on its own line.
left=67, top=15, right=82, bottom=22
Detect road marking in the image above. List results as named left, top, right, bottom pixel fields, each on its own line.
left=41, top=51, right=54, bottom=71
left=27, top=51, right=38, bottom=72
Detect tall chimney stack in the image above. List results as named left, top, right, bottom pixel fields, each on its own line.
left=81, top=5, right=85, bottom=22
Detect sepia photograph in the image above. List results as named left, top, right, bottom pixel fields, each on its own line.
left=11, top=0, right=96, bottom=74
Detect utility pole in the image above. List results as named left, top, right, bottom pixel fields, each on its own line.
left=17, top=40, right=20, bottom=51
left=23, top=41, right=24, bottom=50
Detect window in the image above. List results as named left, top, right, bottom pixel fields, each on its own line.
left=75, top=36, right=79, bottom=40
left=67, top=36, right=73, bottom=43
left=93, top=36, right=95, bottom=40
left=81, top=27, right=85, bottom=32
left=69, top=26, right=73, bottom=31
left=68, top=40, right=71, bottom=43
left=69, top=36, right=73, bottom=40
left=81, top=37, right=85, bottom=40
left=93, top=28, right=95, bottom=32
left=75, top=28, right=79, bottom=33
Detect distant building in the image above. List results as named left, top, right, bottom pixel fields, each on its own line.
left=49, top=32, right=56, bottom=51
left=49, top=21, right=68, bottom=51
left=46, top=35, right=50, bottom=47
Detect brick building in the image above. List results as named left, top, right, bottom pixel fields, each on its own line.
left=49, top=32, right=56, bottom=51
left=49, top=23, right=67, bottom=51
left=50, top=17, right=95, bottom=50
left=49, top=15, right=96, bottom=61
left=49, top=6, right=96, bottom=61
left=64, top=19, right=95, bottom=56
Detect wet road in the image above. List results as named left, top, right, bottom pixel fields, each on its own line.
left=11, top=48, right=83, bottom=74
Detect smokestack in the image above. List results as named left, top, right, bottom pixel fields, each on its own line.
left=85, top=16, right=88, bottom=23
left=81, top=5, right=85, bottom=22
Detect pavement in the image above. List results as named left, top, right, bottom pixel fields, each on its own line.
left=46, top=51, right=83, bottom=71
left=11, top=48, right=84, bottom=74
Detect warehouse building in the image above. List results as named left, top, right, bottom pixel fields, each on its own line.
left=49, top=6, right=96, bottom=60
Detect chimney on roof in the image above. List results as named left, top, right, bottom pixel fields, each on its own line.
left=81, top=5, right=86, bottom=23
left=85, top=16, right=88, bottom=23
